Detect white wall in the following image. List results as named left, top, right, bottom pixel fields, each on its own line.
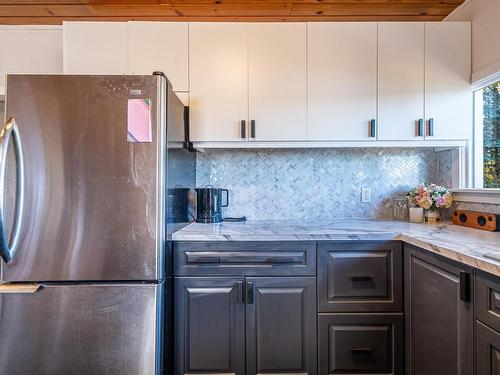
left=445, top=0, right=500, bottom=83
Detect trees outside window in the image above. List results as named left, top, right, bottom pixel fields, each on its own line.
left=482, top=81, right=500, bottom=188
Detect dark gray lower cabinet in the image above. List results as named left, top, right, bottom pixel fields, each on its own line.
left=477, top=321, right=500, bottom=375
left=318, top=314, right=403, bottom=375
left=174, top=277, right=245, bottom=375
left=404, top=245, right=473, bottom=375
left=246, top=277, right=317, bottom=375
left=174, top=276, right=316, bottom=375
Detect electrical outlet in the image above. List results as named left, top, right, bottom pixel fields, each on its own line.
left=361, top=188, right=371, bottom=203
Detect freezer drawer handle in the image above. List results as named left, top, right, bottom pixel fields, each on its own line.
left=0, top=118, right=25, bottom=264
left=0, top=283, right=41, bottom=294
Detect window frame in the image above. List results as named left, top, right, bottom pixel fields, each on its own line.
left=454, top=73, right=500, bottom=204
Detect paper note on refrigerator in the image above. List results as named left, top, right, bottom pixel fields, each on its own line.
left=127, top=98, right=152, bottom=143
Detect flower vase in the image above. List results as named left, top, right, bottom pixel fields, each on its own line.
left=425, top=208, right=442, bottom=224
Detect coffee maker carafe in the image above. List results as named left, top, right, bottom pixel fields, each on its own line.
left=195, top=186, right=229, bottom=223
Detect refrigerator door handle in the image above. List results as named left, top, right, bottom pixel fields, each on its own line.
left=0, top=282, right=41, bottom=294
left=0, top=117, right=25, bottom=264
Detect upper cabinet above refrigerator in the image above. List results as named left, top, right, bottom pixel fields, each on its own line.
left=63, top=21, right=189, bottom=92
left=63, top=22, right=129, bottom=75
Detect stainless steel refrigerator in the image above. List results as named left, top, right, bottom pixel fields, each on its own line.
left=0, top=74, right=195, bottom=374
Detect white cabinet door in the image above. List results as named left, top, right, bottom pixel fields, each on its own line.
left=189, top=23, right=248, bottom=142
left=378, top=22, right=425, bottom=141
left=63, top=22, right=128, bottom=74
left=128, top=22, right=188, bottom=91
left=248, top=23, right=307, bottom=141
left=425, top=22, right=472, bottom=140
left=307, top=23, right=377, bottom=141
left=0, top=26, right=62, bottom=95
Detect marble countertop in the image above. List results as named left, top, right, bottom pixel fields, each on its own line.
left=172, top=219, right=500, bottom=276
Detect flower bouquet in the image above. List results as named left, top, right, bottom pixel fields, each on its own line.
left=408, top=183, right=453, bottom=223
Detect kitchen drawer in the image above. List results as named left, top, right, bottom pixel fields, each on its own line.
left=318, top=314, right=403, bottom=375
left=318, top=242, right=402, bottom=312
left=476, top=270, right=500, bottom=332
left=174, top=241, right=316, bottom=276
left=477, top=320, right=500, bottom=375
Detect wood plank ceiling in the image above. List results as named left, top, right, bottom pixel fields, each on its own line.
left=0, top=0, right=465, bottom=25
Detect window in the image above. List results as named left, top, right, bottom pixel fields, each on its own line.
left=474, top=80, right=500, bottom=188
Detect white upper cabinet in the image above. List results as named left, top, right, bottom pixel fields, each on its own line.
left=128, top=22, right=188, bottom=91
left=63, top=22, right=128, bottom=74
left=189, top=23, right=248, bottom=142
left=378, top=23, right=425, bottom=141
left=0, top=26, right=62, bottom=95
left=424, top=22, right=471, bottom=140
left=248, top=23, right=307, bottom=141
left=307, top=23, right=377, bottom=141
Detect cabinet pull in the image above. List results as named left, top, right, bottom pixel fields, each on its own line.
left=267, top=257, right=295, bottom=264
left=250, top=120, right=256, bottom=139
left=190, top=256, right=220, bottom=264
left=240, top=120, right=246, bottom=139
left=417, top=119, right=424, bottom=137
left=460, top=271, right=471, bottom=302
left=428, top=118, right=434, bottom=137
left=369, top=119, right=376, bottom=138
left=247, top=281, right=254, bottom=304
left=237, top=281, right=245, bottom=304
left=349, top=275, right=374, bottom=282
left=351, top=346, right=374, bottom=353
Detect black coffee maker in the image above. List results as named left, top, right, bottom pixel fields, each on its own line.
left=195, top=186, right=229, bottom=223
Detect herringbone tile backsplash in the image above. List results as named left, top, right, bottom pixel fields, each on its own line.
left=196, top=148, right=453, bottom=220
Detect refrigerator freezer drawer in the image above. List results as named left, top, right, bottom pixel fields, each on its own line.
left=0, top=283, right=162, bottom=375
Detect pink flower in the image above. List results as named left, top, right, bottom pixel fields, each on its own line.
left=436, top=196, right=445, bottom=207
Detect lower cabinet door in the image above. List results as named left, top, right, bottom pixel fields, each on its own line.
left=174, top=277, right=245, bottom=375
left=246, top=277, right=317, bottom=375
left=318, top=314, right=403, bottom=375
left=404, top=245, right=473, bottom=375
left=477, top=321, right=500, bottom=375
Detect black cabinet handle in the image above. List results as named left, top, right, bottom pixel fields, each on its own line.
left=417, top=119, right=424, bottom=137
left=247, top=281, right=254, bottom=304
left=460, top=271, right=471, bottom=302
left=428, top=118, right=434, bottom=137
left=351, top=346, right=374, bottom=353
left=237, top=281, right=245, bottom=304
left=240, top=120, right=246, bottom=139
left=267, top=257, right=295, bottom=264
left=349, top=275, right=374, bottom=282
left=250, top=120, right=256, bottom=139
left=369, top=119, right=376, bottom=138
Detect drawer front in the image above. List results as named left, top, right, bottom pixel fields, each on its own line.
left=318, top=242, right=402, bottom=312
left=318, top=314, right=403, bottom=375
left=174, top=241, right=316, bottom=276
left=476, top=271, right=500, bottom=333
left=477, top=321, right=500, bottom=375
